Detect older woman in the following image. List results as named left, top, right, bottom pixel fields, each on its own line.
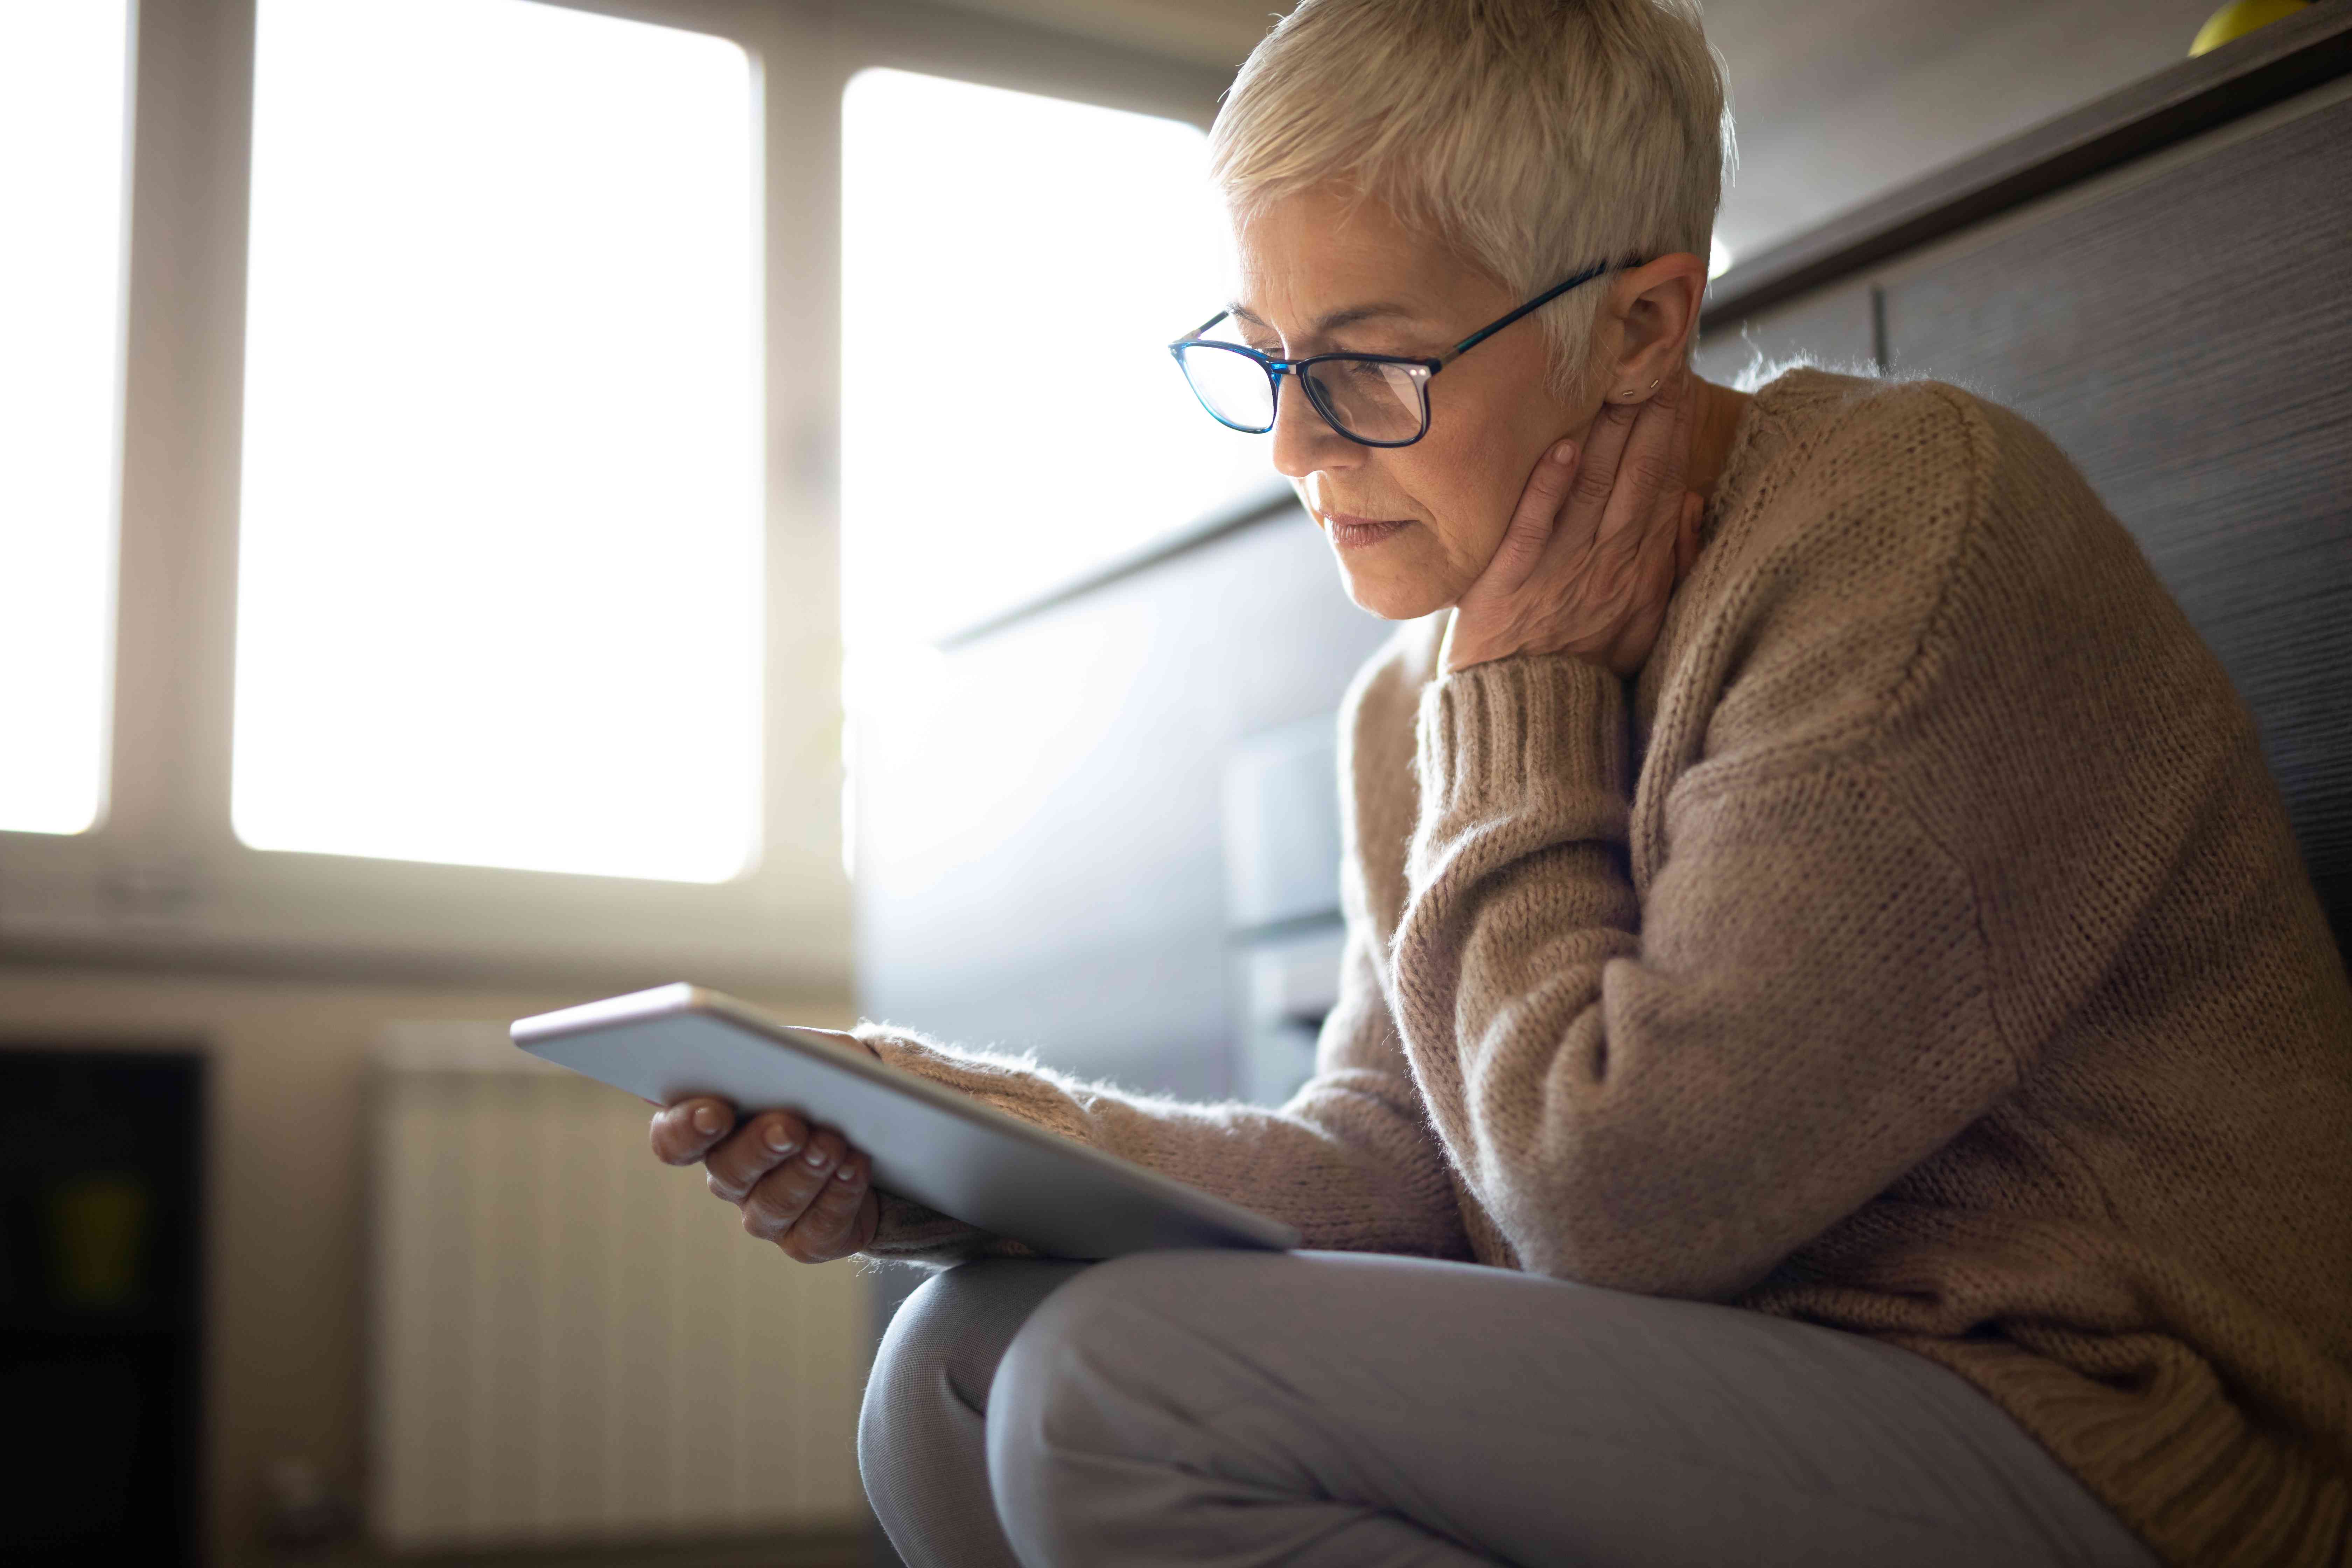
left=651, top=1, right=2352, bottom=1564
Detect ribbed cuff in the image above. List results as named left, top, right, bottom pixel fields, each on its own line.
left=860, top=1192, right=1038, bottom=1268
left=1415, top=654, right=1629, bottom=824
left=851, top=1023, right=1089, bottom=1144
left=846, top=1023, right=1103, bottom=1269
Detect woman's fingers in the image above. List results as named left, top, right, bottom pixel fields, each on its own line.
left=1599, top=372, right=1694, bottom=547
left=776, top=1153, right=876, bottom=1264
left=1484, top=438, right=1580, bottom=592
left=656, top=1099, right=877, bottom=1265
left=1564, top=396, right=1639, bottom=526
left=701, top=1110, right=812, bottom=1202
left=737, top=1127, right=849, bottom=1243
left=650, top=1097, right=734, bottom=1166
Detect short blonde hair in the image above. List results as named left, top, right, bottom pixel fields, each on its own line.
left=1210, top=0, right=1731, bottom=395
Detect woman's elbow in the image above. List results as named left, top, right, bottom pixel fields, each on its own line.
left=1486, top=1172, right=1788, bottom=1301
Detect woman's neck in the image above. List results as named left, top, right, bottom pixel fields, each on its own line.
left=1685, top=376, right=1752, bottom=502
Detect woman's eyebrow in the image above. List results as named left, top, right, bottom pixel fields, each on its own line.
left=1315, top=301, right=1425, bottom=333
left=1226, top=301, right=1430, bottom=335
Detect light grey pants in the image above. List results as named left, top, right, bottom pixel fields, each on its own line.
left=859, top=1250, right=2160, bottom=1568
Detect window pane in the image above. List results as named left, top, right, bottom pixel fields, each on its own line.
left=0, top=1, right=129, bottom=836
left=235, top=0, right=761, bottom=883
left=840, top=70, right=1263, bottom=650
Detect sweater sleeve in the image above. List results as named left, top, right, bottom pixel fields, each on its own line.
left=855, top=922, right=1471, bottom=1267
left=1395, top=390, right=2052, bottom=1302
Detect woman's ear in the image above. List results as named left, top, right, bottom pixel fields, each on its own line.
left=1597, top=253, right=1708, bottom=404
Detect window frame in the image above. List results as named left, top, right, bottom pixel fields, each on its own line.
left=0, top=0, right=1226, bottom=990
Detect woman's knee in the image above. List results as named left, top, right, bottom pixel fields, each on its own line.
left=995, top=1250, right=1246, bottom=1375
left=985, top=1251, right=1323, bottom=1562
left=990, top=1247, right=1298, bottom=1396
left=985, top=1256, right=1275, bottom=1469
left=858, top=1259, right=1086, bottom=1485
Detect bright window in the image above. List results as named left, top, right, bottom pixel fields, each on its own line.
left=0, top=1, right=131, bottom=836
left=234, top=0, right=762, bottom=883
left=839, top=70, right=1261, bottom=651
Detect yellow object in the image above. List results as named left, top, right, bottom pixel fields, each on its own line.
left=2189, top=0, right=2310, bottom=56
left=49, top=1173, right=151, bottom=1310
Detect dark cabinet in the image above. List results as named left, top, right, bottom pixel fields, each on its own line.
left=0, top=1051, right=204, bottom=1567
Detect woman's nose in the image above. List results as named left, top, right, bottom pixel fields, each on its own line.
left=1269, top=376, right=1361, bottom=480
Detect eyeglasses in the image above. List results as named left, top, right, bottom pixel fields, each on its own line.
left=1168, top=257, right=1639, bottom=449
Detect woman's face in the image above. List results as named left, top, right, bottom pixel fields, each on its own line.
left=1225, top=186, right=1600, bottom=620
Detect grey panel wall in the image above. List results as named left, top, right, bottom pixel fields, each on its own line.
left=1694, top=279, right=1879, bottom=387
left=852, top=504, right=1392, bottom=1099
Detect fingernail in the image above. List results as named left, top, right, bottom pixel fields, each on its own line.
left=833, top=1160, right=860, bottom=1184
left=691, top=1105, right=721, bottom=1136
left=1549, top=439, right=1575, bottom=465
left=803, top=1144, right=833, bottom=1169
left=764, top=1122, right=799, bottom=1154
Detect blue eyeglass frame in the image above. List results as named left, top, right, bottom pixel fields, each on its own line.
left=1168, top=255, right=1643, bottom=448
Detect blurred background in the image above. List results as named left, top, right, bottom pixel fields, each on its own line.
left=1, top=0, right=2337, bottom=1564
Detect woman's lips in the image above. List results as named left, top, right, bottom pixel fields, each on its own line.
left=1321, top=510, right=1411, bottom=550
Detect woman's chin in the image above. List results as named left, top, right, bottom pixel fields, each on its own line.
left=1334, top=558, right=1450, bottom=622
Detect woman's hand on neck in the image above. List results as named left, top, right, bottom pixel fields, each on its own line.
left=1443, top=366, right=1711, bottom=678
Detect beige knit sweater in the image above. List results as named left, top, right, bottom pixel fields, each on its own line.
left=856, top=368, right=2352, bottom=1567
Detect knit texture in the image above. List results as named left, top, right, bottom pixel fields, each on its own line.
left=857, top=368, right=2352, bottom=1567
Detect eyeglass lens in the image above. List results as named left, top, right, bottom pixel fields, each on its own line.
left=1302, top=358, right=1425, bottom=444
left=1177, top=343, right=1428, bottom=444
left=1177, top=343, right=1278, bottom=433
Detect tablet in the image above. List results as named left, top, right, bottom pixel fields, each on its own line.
left=511, top=983, right=1298, bottom=1259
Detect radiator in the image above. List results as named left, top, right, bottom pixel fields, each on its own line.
left=367, top=1024, right=869, bottom=1550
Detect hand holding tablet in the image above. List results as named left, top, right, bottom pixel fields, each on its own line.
left=513, top=985, right=1298, bottom=1262
left=649, top=1059, right=883, bottom=1265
